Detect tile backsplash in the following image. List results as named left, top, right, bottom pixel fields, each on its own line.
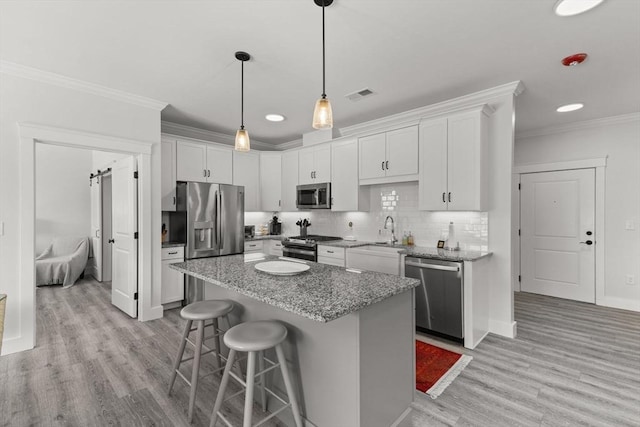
left=245, top=182, right=488, bottom=251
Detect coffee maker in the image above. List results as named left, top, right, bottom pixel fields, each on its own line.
left=269, top=215, right=282, bottom=235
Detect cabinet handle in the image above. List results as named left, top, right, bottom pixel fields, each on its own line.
left=310, top=171, right=313, bottom=179
left=381, top=161, right=385, bottom=171
left=448, top=192, right=451, bottom=203
left=249, top=244, right=257, bottom=247
left=327, top=250, right=334, bottom=254
left=203, top=169, right=207, bottom=177
left=167, top=251, right=178, bottom=255
left=386, top=160, right=389, bottom=170
left=208, top=169, right=211, bottom=177
left=279, top=200, right=281, bottom=206
left=173, top=196, right=176, bottom=205
left=442, top=192, right=446, bottom=203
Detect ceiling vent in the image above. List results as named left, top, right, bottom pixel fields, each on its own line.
left=345, top=88, right=375, bottom=102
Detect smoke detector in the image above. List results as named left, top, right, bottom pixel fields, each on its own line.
left=345, top=88, right=375, bottom=102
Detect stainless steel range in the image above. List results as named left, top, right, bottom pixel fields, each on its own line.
left=282, top=235, right=342, bottom=262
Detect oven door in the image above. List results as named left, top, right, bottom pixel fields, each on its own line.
left=282, top=246, right=316, bottom=262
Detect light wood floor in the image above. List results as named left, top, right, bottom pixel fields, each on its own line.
left=1, top=278, right=639, bottom=426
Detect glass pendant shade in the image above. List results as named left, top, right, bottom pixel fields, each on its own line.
left=312, top=97, right=333, bottom=129
left=235, top=128, right=250, bottom=151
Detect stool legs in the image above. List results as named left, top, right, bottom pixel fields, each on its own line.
left=275, top=344, right=303, bottom=427
left=243, top=351, right=257, bottom=427
left=212, top=317, right=222, bottom=369
left=187, top=320, right=205, bottom=422
left=210, top=349, right=237, bottom=427
left=258, top=350, right=267, bottom=412
left=168, top=319, right=193, bottom=395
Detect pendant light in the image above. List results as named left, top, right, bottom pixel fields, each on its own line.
left=312, top=0, right=334, bottom=129
left=234, top=51, right=251, bottom=151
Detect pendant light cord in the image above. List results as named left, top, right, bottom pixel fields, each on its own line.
left=322, top=1, right=326, bottom=99
left=241, top=59, right=245, bottom=129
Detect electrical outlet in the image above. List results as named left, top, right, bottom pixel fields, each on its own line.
left=626, top=275, right=636, bottom=285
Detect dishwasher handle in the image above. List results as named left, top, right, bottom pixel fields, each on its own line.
left=405, top=261, right=460, bottom=272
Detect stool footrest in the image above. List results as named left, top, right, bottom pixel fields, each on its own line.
left=253, top=403, right=291, bottom=427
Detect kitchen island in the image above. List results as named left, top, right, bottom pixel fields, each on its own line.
left=170, top=254, right=419, bottom=427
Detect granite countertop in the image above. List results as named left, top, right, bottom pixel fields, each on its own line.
left=162, top=241, right=185, bottom=248
left=170, top=255, right=419, bottom=323
left=401, top=246, right=492, bottom=261
left=245, top=235, right=284, bottom=241
left=317, top=240, right=370, bottom=248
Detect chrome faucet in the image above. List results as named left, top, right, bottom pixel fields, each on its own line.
left=384, top=216, right=397, bottom=245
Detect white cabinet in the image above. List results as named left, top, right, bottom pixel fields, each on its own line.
left=176, top=140, right=233, bottom=184
left=281, top=151, right=299, bottom=211
left=233, top=151, right=260, bottom=212
left=206, top=145, right=233, bottom=185
left=419, top=106, right=489, bottom=211
left=265, top=239, right=283, bottom=256
left=331, top=139, right=369, bottom=212
left=161, top=246, right=184, bottom=304
left=346, top=246, right=401, bottom=275
left=298, top=145, right=331, bottom=185
left=244, top=240, right=264, bottom=253
left=317, top=245, right=345, bottom=267
left=161, top=138, right=177, bottom=211
left=358, top=125, right=418, bottom=184
left=176, top=140, right=208, bottom=182
left=260, top=153, right=282, bottom=212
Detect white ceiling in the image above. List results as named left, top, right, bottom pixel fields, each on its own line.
left=1, top=0, right=638, bottom=146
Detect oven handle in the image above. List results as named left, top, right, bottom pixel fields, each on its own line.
left=283, top=247, right=316, bottom=257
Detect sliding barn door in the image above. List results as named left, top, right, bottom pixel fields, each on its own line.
left=111, top=156, right=138, bottom=317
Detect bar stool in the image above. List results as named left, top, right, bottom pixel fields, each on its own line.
left=168, top=299, right=235, bottom=423
left=210, top=320, right=303, bottom=427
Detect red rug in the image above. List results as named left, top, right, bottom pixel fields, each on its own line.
left=416, top=340, right=470, bottom=396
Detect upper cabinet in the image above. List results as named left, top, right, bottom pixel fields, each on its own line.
left=331, top=139, right=369, bottom=212
left=161, top=138, right=177, bottom=211
left=419, top=106, right=490, bottom=211
left=358, top=125, right=418, bottom=184
left=281, top=151, right=299, bottom=211
left=260, top=152, right=282, bottom=212
left=298, top=145, right=331, bottom=185
left=176, top=139, right=232, bottom=184
left=233, top=151, right=260, bottom=212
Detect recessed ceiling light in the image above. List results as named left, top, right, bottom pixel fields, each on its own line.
left=265, top=114, right=285, bottom=122
left=557, top=103, right=584, bottom=113
left=554, top=0, right=604, bottom=16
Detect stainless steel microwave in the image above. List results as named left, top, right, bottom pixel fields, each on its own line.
left=296, top=183, right=331, bottom=209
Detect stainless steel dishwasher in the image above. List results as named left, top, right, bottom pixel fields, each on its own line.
left=405, top=257, right=463, bottom=340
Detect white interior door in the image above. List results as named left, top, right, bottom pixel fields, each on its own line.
left=90, top=176, right=102, bottom=281
left=111, top=156, right=138, bottom=317
left=521, top=169, right=595, bottom=303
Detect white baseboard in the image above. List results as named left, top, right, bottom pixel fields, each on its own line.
left=489, top=319, right=517, bottom=338
left=598, top=296, right=640, bottom=312
left=390, top=407, right=412, bottom=427
left=1, top=334, right=34, bottom=356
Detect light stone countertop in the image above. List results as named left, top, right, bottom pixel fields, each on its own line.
left=319, top=240, right=491, bottom=261
left=162, top=242, right=185, bottom=248
left=245, top=235, right=284, bottom=242
left=170, top=254, right=419, bottom=323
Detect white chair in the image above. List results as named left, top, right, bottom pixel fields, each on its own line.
left=35, top=236, right=89, bottom=288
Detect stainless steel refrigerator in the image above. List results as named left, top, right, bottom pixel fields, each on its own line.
left=174, top=182, right=244, bottom=303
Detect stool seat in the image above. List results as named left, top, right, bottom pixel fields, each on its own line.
left=224, top=320, right=287, bottom=352
left=180, top=299, right=233, bottom=320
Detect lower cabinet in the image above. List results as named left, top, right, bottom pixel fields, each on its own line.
left=161, top=246, right=184, bottom=305
left=317, top=245, right=345, bottom=267
left=244, top=240, right=264, bottom=254
left=266, top=239, right=283, bottom=257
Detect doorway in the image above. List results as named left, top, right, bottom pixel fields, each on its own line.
left=520, top=168, right=596, bottom=303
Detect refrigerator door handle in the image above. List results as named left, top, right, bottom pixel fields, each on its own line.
left=212, top=190, right=219, bottom=249
left=218, top=190, right=224, bottom=250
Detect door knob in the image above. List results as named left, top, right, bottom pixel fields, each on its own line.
left=108, top=239, right=115, bottom=243
left=586, top=231, right=592, bottom=235
left=579, top=240, right=593, bottom=245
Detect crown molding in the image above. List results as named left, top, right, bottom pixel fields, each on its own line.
left=161, top=121, right=276, bottom=151
left=276, top=139, right=303, bottom=151
left=339, top=81, right=524, bottom=137
left=0, top=60, right=168, bottom=111
left=516, top=112, right=640, bottom=140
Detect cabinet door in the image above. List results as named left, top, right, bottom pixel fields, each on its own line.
left=385, top=125, right=418, bottom=177
left=233, top=151, right=260, bottom=212
left=281, top=151, right=299, bottom=211
left=331, top=139, right=359, bottom=211
left=313, top=145, right=331, bottom=183
left=268, top=240, right=283, bottom=256
left=358, top=133, right=386, bottom=180
left=161, top=139, right=177, bottom=211
left=298, top=148, right=315, bottom=185
left=161, top=259, right=184, bottom=304
left=207, top=145, right=233, bottom=184
left=447, top=112, right=484, bottom=211
left=419, top=118, right=448, bottom=210
left=176, top=140, right=207, bottom=182
left=260, top=153, right=282, bottom=212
